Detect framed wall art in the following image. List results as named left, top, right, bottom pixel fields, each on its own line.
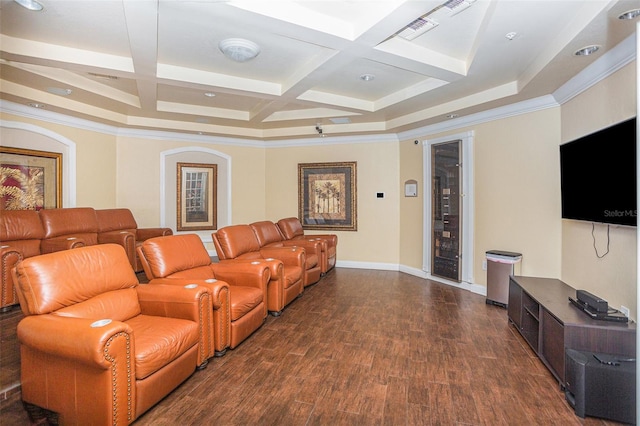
left=0, top=147, right=62, bottom=210
left=176, top=162, right=217, bottom=231
left=298, top=161, right=357, bottom=231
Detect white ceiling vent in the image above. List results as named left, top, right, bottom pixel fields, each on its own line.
left=398, top=17, right=439, bottom=40
left=444, top=0, right=476, bottom=16
left=397, top=0, right=476, bottom=40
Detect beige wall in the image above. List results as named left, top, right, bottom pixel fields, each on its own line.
left=115, top=136, right=266, bottom=253
left=265, top=140, right=400, bottom=264
left=398, top=138, right=425, bottom=269
left=560, top=62, right=637, bottom=318
left=1, top=112, right=117, bottom=208
left=472, top=109, right=563, bottom=282
left=399, top=108, right=563, bottom=285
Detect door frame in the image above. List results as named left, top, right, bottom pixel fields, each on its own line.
left=422, top=131, right=475, bottom=285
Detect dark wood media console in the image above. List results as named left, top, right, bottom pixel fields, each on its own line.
left=508, top=276, right=636, bottom=384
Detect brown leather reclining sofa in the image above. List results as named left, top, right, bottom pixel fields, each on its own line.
left=0, top=207, right=171, bottom=311
left=137, top=233, right=272, bottom=353
left=276, top=217, right=337, bottom=273
left=212, top=224, right=307, bottom=315
left=213, top=223, right=321, bottom=286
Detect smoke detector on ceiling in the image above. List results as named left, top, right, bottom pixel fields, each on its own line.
left=219, top=38, right=261, bottom=62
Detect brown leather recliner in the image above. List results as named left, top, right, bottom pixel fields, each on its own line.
left=277, top=217, right=337, bottom=273
left=137, top=233, right=271, bottom=351
left=38, top=207, right=98, bottom=253
left=0, top=210, right=46, bottom=311
left=12, top=244, right=212, bottom=426
left=250, top=220, right=322, bottom=286
left=96, top=208, right=173, bottom=272
left=212, top=224, right=306, bottom=314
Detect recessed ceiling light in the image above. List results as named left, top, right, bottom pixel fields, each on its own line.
left=618, top=9, right=640, bottom=20
left=574, top=45, right=600, bottom=56
left=46, top=87, right=72, bottom=96
left=14, top=0, right=43, bottom=11
left=27, top=102, right=46, bottom=108
left=219, top=38, right=260, bottom=62
left=204, top=92, right=216, bottom=97
left=446, top=113, right=459, bottom=119
left=359, top=74, right=375, bottom=82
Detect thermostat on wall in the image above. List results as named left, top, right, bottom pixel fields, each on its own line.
left=404, top=179, right=418, bottom=197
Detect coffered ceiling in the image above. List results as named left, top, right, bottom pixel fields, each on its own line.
left=0, top=0, right=638, bottom=140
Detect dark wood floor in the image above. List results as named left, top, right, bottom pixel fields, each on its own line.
left=0, top=268, right=626, bottom=425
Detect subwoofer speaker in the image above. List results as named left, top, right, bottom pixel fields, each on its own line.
left=565, top=348, right=636, bottom=424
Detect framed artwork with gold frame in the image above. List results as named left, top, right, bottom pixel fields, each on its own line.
left=0, top=146, right=62, bottom=210
left=298, top=161, right=357, bottom=231
left=176, top=162, right=217, bottom=231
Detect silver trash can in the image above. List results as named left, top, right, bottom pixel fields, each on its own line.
left=486, top=250, right=522, bottom=308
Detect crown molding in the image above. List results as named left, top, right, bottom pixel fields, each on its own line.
left=552, top=33, right=636, bottom=105
left=397, top=94, right=560, bottom=141
left=117, top=126, right=265, bottom=148
left=0, top=99, right=119, bottom=135
left=264, top=132, right=400, bottom=147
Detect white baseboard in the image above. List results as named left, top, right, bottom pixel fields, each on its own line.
left=335, top=260, right=399, bottom=271
left=335, top=260, right=487, bottom=297
left=211, top=257, right=488, bottom=297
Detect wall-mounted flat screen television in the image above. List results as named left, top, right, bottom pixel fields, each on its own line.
left=560, top=117, right=636, bottom=227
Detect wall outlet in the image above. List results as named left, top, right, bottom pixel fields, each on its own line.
left=620, top=305, right=630, bottom=318
left=482, top=260, right=487, bottom=271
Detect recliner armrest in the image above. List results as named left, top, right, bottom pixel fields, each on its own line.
left=1, top=245, right=22, bottom=274
left=98, top=231, right=136, bottom=269
left=1, top=246, right=22, bottom=309
left=40, top=237, right=86, bottom=253
left=137, top=283, right=212, bottom=321
left=137, top=228, right=173, bottom=241
left=17, top=315, right=133, bottom=368
left=281, top=238, right=323, bottom=255
left=259, top=246, right=306, bottom=269
left=210, top=261, right=271, bottom=291
left=98, top=230, right=135, bottom=245
left=307, top=234, right=337, bottom=248
left=146, top=278, right=228, bottom=309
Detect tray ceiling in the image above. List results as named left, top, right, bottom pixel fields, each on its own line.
left=0, top=0, right=638, bottom=140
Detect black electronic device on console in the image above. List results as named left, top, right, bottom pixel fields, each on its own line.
left=576, top=289, right=608, bottom=313
left=568, top=290, right=628, bottom=323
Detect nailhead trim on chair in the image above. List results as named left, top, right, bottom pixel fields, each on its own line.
left=1, top=248, right=21, bottom=307
left=199, top=291, right=213, bottom=364
left=220, top=286, right=230, bottom=350
left=104, top=331, right=132, bottom=425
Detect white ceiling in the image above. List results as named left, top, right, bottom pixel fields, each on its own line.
left=0, top=0, right=638, bottom=140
